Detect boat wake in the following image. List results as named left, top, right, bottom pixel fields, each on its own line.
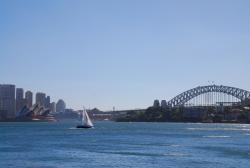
left=68, top=127, right=78, bottom=130
left=97, top=151, right=190, bottom=157
left=187, top=128, right=250, bottom=131
left=203, top=135, right=230, bottom=138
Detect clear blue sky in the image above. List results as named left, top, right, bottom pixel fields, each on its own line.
left=1, top=0, right=250, bottom=111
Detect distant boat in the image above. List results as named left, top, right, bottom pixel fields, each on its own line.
left=32, top=118, right=40, bottom=121
left=76, top=108, right=94, bottom=129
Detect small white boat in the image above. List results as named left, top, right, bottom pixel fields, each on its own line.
left=76, top=107, right=94, bottom=129
left=32, top=118, right=40, bottom=121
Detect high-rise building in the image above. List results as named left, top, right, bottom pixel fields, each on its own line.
left=16, top=88, right=25, bottom=112
left=25, top=91, right=33, bottom=108
left=56, top=99, right=66, bottom=112
left=16, top=88, right=23, bottom=100
left=0, top=84, right=16, bottom=119
left=50, top=102, right=56, bottom=113
left=45, top=96, right=50, bottom=108
left=36, top=92, right=46, bottom=107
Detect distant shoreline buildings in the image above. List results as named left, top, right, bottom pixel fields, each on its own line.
left=0, top=84, right=66, bottom=120
left=0, top=84, right=15, bottom=118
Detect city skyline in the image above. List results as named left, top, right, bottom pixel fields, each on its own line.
left=0, top=83, right=67, bottom=119
left=1, top=0, right=250, bottom=110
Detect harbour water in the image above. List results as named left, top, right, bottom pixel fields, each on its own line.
left=0, top=121, right=250, bottom=168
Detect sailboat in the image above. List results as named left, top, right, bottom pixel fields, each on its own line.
left=76, top=108, right=94, bottom=129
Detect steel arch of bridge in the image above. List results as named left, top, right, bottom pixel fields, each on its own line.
left=167, top=85, right=250, bottom=107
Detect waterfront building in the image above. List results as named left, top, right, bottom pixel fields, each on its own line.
left=45, top=96, right=50, bottom=108
left=25, top=91, right=33, bottom=108
left=50, top=102, right=56, bottom=113
left=17, top=99, right=27, bottom=113
left=36, top=92, right=46, bottom=107
left=16, top=88, right=24, bottom=100
left=56, top=99, right=66, bottom=112
left=0, top=84, right=16, bottom=119
left=16, top=88, right=23, bottom=100
left=153, top=99, right=160, bottom=108
left=16, top=88, right=26, bottom=113
left=161, top=100, right=168, bottom=109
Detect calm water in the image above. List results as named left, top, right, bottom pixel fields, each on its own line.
left=0, top=121, right=250, bottom=168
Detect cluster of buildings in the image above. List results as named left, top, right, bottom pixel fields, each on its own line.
left=0, top=84, right=66, bottom=120
left=150, top=99, right=250, bottom=123
left=153, top=99, right=168, bottom=108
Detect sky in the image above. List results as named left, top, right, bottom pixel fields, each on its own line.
left=1, top=0, right=250, bottom=111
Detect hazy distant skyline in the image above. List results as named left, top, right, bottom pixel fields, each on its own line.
left=1, top=0, right=250, bottom=110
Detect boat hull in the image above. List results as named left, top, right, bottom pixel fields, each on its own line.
left=76, top=125, right=92, bottom=129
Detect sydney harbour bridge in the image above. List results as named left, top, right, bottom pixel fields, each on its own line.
left=162, top=85, right=250, bottom=107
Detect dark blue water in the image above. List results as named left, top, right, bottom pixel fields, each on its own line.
left=0, top=121, right=250, bottom=168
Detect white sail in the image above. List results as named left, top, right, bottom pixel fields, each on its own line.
left=76, top=107, right=94, bottom=128
left=80, top=108, right=93, bottom=127
left=81, top=111, right=85, bottom=124
left=84, top=110, right=93, bottom=127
